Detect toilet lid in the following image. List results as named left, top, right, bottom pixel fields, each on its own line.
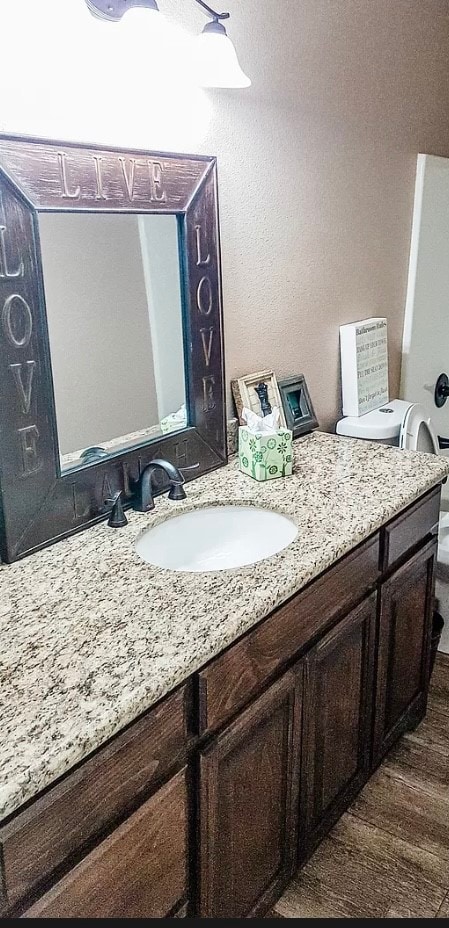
left=399, top=403, right=439, bottom=454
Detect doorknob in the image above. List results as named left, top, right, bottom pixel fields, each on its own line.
left=435, top=373, right=449, bottom=408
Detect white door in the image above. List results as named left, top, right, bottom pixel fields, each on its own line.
left=401, top=154, right=449, bottom=449
left=401, top=154, right=449, bottom=650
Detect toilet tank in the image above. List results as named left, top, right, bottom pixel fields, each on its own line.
left=336, top=399, right=412, bottom=446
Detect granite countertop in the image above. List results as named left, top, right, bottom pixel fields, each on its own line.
left=1, top=432, right=448, bottom=822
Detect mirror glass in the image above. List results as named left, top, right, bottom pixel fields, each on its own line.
left=38, top=212, right=187, bottom=472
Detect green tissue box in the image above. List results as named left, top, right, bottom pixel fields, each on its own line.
left=238, top=427, right=293, bottom=481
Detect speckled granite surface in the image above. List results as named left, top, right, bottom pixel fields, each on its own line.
left=1, top=432, right=448, bottom=822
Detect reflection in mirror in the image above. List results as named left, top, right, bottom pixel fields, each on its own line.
left=38, top=213, right=187, bottom=472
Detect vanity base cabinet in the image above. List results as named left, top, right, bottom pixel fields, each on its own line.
left=199, top=667, right=303, bottom=919
left=22, top=768, right=189, bottom=919
left=0, top=683, right=190, bottom=914
left=301, top=593, right=377, bottom=857
left=2, top=489, right=441, bottom=921
left=373, top=537, right=437, bottom=765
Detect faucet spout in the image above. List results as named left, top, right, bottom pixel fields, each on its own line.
left=132, top=459, right=186, bottom=513
left=149, top=459, right=185, bottom=484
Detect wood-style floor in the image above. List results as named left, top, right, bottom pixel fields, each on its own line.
left=273, top=653, right=449, bottom=919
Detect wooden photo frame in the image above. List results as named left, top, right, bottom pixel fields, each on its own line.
left=231, top=369, right=287, bottom=427
left=278, top=375, right=318, bottom=438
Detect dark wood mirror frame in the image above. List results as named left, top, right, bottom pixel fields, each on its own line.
left=0, top=135, right=226, bottom=563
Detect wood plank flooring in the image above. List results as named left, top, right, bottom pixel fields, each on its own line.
left=273, top=653, right=449, bottom=919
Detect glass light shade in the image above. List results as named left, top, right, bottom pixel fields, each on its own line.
left=193, top=27, right=251, bottom=89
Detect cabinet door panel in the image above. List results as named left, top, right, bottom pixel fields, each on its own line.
left=302, top=594, right=377, bottom=853
left=374, top=538, right=436, bottom=763
left=199, top=667, right=303, bottom=919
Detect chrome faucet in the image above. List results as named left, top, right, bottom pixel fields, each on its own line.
left=131, top=459, right=186, bottom=513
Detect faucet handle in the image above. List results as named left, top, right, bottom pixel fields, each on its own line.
left=168, top=483, right=187, bottom=501
left=167, top=462, right=199, bottom=500
left=179, top=463, right=200, bottom=475
left=105, top=491, right=128, bottom=528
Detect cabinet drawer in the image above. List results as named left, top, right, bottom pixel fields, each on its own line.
left=1, top=683, right=190, bottom=912
left=198, top=533, right=379, bottom=734
left=381, top=486, right=440, bottom=571
left=22, top=768, right=189, bottom=919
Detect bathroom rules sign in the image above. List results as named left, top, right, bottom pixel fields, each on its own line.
left=340, top=317, right=389, bottom=416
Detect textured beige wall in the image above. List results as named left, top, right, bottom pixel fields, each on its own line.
left=166, top=0, right=449, bottom=428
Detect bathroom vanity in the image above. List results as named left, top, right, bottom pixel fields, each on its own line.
left=0, top=433, right=447, bottom=919
left=0, top=134, right=448, bottom=919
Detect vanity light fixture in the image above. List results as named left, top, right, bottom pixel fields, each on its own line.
left=85, top=0, right=251, bottom=89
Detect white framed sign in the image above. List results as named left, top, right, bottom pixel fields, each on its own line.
left=340, top=317, right=389, bottom=416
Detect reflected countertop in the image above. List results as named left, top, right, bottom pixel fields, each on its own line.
left=1, top=432, right=448, bottom=822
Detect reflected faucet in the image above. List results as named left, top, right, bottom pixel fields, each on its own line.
left=131, top=459, right=186, bottom=512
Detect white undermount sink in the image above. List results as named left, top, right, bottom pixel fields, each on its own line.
left=135, top=505, right=298, bottom=572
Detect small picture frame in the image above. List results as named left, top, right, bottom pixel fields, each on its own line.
left=278, top=375, right=318, bottom=438
left=231, top=369, right=287, bottom=427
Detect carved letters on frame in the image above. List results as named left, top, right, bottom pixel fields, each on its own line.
left=0, top=136, right=226, bottom=562
left=0, top=196, right=40, bottom=477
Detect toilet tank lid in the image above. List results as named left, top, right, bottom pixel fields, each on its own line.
left=336, top=399, right=412, bottom=440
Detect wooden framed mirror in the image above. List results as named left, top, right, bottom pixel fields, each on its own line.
left=0, top=135, right=226, bottom=562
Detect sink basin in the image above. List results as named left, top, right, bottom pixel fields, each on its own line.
left=135, top=505, right=298, bottom=572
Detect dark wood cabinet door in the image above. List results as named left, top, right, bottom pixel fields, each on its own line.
left=199, top=666, right=303, bottom=919
left=302, top=593, right=377, bottom=856
left=373, top=537, right=437, bottom=763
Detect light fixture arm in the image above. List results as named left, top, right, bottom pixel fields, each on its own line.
left=193, top=0, right=230, bottom=22
left=84, top=0, right=251, bottom=87
left=86, top=0, right=230, bottom=23
left=85, top=0, right=159, bottom=21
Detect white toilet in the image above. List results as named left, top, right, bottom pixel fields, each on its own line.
left=336, top=399, right=449, bottom=567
